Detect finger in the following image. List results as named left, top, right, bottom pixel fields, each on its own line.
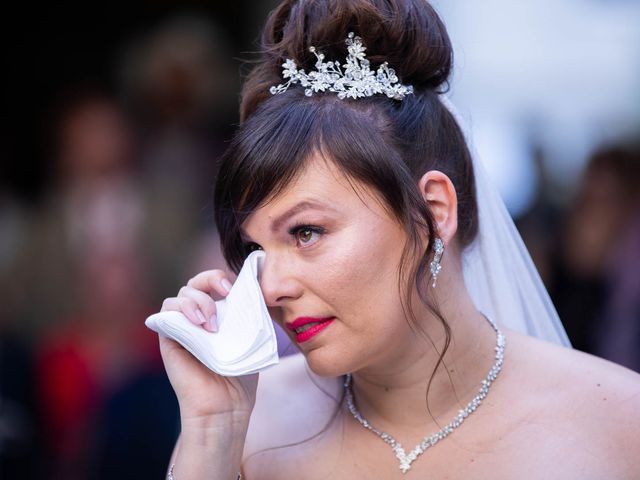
left=162, top=297, right=215, bottom=331
left=161, top=297, right=181, bottom=312
left=178, top=286, right=217, bottom=317
left=187, top=269, right=233, bottom=298
left=178, top=285, right=217, bottom=326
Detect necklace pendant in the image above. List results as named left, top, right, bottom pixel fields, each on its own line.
left=393, top=445, right=414, bottom=474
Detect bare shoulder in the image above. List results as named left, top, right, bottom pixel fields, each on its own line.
left=243, top=353, right=342, bottom=459
left=505, top=330, right=640, bottom=470
left=507, top=329, right=640, bottom=400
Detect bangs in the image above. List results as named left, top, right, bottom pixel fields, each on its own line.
left=214, top=90, right=412, bottom=272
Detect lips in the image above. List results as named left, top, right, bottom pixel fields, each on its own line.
left=286, top=316, right=335, bottom=343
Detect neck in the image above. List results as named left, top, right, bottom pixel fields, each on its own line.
left=347, top=280, right=499, bottom=440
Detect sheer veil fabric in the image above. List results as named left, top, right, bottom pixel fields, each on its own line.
left=439, top=95, right=571, bottom=347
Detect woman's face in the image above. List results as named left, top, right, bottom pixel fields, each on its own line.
left=241, top=155, right=420, bottom=377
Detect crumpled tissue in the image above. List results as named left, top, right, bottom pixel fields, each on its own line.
left=145, top=250, right=279, bottom=376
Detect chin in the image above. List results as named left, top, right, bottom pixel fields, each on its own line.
left=302, top=345, right=353, bottom=378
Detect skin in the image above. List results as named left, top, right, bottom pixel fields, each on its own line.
left=159, top=155, right=640, bottom=479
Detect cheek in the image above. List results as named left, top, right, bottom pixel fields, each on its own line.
left=311, top=220, right=407, bottom=328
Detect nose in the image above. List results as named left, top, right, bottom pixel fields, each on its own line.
left=259, top=253, right=303, bottom=307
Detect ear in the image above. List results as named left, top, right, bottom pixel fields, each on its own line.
left=417, top=170, right=458, bottom=245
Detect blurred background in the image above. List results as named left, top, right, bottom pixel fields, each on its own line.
left=1, top=0, right=638, bottom=478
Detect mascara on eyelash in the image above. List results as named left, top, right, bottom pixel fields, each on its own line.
left=241, top=225, right=325, bottom=255
left=287, top=223, right=326, bottom=235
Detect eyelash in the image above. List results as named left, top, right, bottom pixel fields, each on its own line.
left=242, top=223, right=326, bottom=256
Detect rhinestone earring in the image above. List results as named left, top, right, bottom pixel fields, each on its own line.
left=429, top=238, right=445, bottom=288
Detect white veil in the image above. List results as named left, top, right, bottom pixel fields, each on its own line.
left=440, top=95, right=571, bottom=347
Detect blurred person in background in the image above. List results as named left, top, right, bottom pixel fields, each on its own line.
left=6, top=91, right=177, bottom=479
left=548, top=146, right=640, bottom=370
left=13, top=91, right=144, bottom=331
left=117, top=13, right=237, bottom=295
left=118, top=15, right=235, bottom=235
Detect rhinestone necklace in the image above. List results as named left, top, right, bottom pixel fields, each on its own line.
left=344, top=318, right=505, bottom=474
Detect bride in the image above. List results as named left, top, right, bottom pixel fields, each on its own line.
left=156, top=1, right=640, bottom=478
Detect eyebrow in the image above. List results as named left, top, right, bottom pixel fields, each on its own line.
left=270, top=200, right=338, bottom=232
left=241, top=200, right=338, bottom=239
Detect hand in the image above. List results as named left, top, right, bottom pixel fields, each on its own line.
left=158, top=269, right=259, bottom=426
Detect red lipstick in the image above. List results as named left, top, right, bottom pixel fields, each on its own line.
left=286, top=316, right=335, bottom=343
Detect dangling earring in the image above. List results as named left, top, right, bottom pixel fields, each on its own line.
left=430, top=238, right=445, bottom=288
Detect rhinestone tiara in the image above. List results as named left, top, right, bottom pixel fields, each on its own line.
left=269, top=32, right=414, bottom=100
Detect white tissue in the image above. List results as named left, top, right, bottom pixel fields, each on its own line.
left=145, top=250, right=279, bottom=376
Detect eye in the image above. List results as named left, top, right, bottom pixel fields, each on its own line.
left=290, top=225, right=324, bottom=248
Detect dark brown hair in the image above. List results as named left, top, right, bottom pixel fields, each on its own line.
left=214, top=0, right=479, bottom=452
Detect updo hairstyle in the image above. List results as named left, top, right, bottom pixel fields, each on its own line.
left=214, top=0, right=478, bottom=343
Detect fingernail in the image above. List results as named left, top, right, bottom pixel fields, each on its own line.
left=209, top=314, right=218, bottom=332
left=195, top=309, right=207, bottom=325
left=221, top=279, right=232, bottom=293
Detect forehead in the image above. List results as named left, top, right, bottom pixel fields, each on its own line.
left=241, top=154, right=390, bottom=233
